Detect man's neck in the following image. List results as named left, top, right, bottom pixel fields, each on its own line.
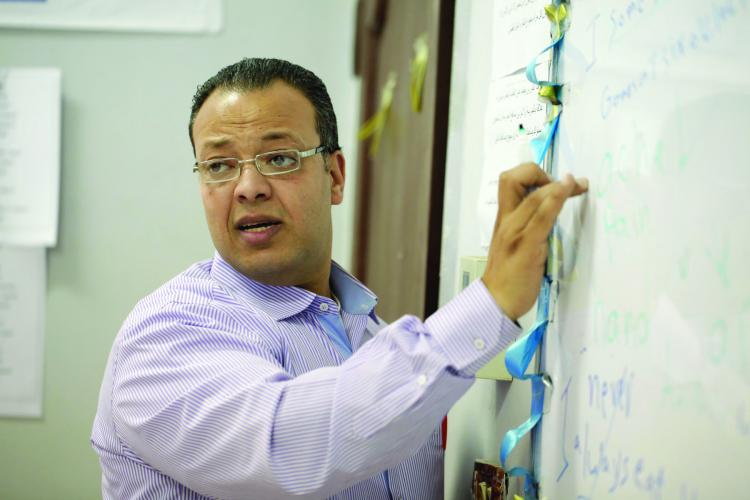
left=297, top=261, right=333, bottom=298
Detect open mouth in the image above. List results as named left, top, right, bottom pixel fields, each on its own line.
left=238, top=221, right=281, bottom=233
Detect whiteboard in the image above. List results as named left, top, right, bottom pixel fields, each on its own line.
left=537, top=1, right=750, bottom=498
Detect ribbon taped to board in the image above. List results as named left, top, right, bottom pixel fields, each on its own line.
left=498, top=2, right=570, bottom=498
left=530, top=107, right=561, bottom=165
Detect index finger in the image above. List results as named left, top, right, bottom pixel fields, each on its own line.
left=498, top=162, right=552, bottom=219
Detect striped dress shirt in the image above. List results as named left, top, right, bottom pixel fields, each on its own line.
left=91, top=253, right=519, bottom=499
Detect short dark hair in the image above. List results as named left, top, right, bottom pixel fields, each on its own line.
left=189, top=58, right=341, bottom=156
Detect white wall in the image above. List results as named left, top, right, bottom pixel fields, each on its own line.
left=0, top=2, right=359, bottom=498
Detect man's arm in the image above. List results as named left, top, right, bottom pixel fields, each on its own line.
left=112, top=281, right=517, bottom=499
left=111, top=163, right=586, bottom=499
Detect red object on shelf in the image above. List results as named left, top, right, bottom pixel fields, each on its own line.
left=441, top=415, right=448, bottom=449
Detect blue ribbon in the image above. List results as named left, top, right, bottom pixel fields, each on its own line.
left=504, top=277, right=550, bottom=379
left=525, top=37, right=565, bottom=88
left=531, top=112, right=561, bottom=166
left=498, top=3, right=568, bottom=498
left=525, top=0, right=566, bottom=88
left=503, top=377, right=545, bottom=497
left=500, top=278, right=551, bottom=499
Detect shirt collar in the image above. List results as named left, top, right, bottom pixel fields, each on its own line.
left=210, top=252, right=378, bottom=322
left=330, top=261, right=378, bottom=321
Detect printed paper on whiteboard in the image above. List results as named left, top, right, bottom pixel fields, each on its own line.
left=477, top=70, right=548, bottom=249
left=492, top=0, right=551, bottom=78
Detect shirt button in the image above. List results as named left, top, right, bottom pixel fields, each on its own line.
left=417, top=374, right=428, bottom=386
left=474, top=338, right=486, bottom=350
left=319, top=303, right=329, bottom=312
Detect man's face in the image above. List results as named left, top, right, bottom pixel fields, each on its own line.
left=192, top=81, right=345, bottom=294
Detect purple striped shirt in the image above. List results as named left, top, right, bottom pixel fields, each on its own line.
left=91, top=253, right=519, bottom=499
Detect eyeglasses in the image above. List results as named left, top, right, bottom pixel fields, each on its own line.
left=193, top=145, right=328, bottom=184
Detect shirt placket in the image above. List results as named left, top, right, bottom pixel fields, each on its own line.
left=315, top=301, right=353, bottom=359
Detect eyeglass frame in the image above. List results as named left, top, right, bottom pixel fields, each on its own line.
left=193, top=145, right=332, bottom=184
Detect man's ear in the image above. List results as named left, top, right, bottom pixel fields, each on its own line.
left=328, top=150, right=346, bottom=205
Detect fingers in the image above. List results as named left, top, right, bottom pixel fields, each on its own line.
left=522, top=174, right=585, bottom=242
left=502, top=174, right=588, bottom=236
left=568, top=175, right=589, bottom=196
left=484, top=170, right=589, bottom=320
left=502, top=183, right=553, bottom=235
left=536, top=241, right=549, bottom=266
left=498, top=163, right=551, bottom=219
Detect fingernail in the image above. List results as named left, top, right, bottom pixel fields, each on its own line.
left=576, top=177, right=589, bottom=189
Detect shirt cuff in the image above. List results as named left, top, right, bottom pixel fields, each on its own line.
left=425, top=279, right=521, bottom=376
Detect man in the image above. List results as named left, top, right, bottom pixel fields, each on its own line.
left=92, top=58, right=587, bottom=499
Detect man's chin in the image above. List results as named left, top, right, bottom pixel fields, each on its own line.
left=229, top=255, right=300, bottom=287
left=218, top=245, right=328, bottom=293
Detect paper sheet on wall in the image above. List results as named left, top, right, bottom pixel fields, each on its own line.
left=0, top=0, right=223, bottom=33
left=0, top=247, right=45, bottom=418
left=492, top=0, right=551, bottom=78
left=478, top=70, right=548, bottom=249
left=0, top=68, right=61, bottom=247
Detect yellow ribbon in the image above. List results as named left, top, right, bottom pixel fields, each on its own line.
left=410, top=33, right=429, bottom=112
left=358, top=72, right=397, bottom=158
left=538, top=3, right=568, bottom=104
left=544, top=2, right=568, bottom=41
left=539, top=84, right=560, bottom=105
left=549, top=104, right=562, bottom=121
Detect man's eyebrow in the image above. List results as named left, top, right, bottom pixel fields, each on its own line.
left=200, top=131, right=306, bottom=153
left=260, top=130, right=304, bottom=145
left=202, top=137, right=232, bottom=150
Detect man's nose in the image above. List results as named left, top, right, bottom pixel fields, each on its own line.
left=234, top=163, right=272, bottom=202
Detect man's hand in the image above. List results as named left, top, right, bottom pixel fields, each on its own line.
left=482, top=163, right=588, bottom=321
